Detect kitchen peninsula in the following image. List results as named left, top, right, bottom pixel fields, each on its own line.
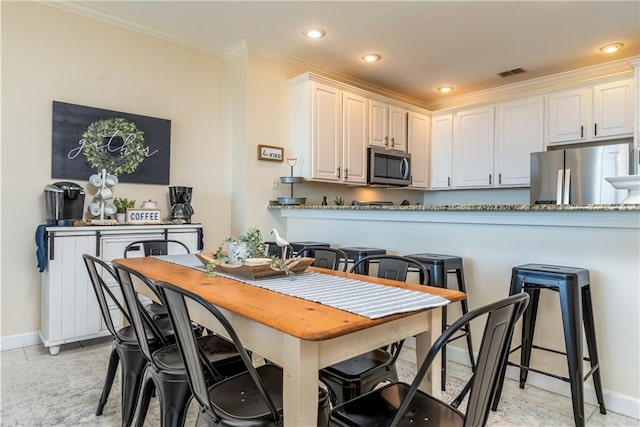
left=269, top=203, right=640, bottom=417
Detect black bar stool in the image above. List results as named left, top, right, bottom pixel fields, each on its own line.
left=341, top=247, right=387, bottom=274
left=492, top=263, right=606, bottom=427
left=291, top=241, right=330, bottom=256
left=405, top=253, right=475, bottom=391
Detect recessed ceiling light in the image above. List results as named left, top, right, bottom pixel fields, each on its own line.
left=438, top=86, right=454, bottom=94
left=361, top=53, right=381, bottom=63
left=304, top=28, right=325, bottom=39
left=599, top=42, right=624, bottom=54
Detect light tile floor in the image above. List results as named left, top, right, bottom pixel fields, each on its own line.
left=0, top=337, right=638, bottom=426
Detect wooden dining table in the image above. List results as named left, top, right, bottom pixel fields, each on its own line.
left=113, top=256, right=466, bottom=426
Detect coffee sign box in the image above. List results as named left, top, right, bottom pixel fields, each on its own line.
left=126, top=208, right=162, bottom=224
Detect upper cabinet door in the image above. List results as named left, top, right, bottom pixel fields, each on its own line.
left=430, top=113, right=453, bottom=189
left=311, top=82, right=342, bottom=181
left=592, top=79, right=634, bottom=139
left=495, top=96, right=544, bottom=187
left=547, top=88, right=588, bottom=144
left=342, top=91, right=368, bottom=184
left=407, top=112, right=430, bottom=189
left=388, top=106, right=408, bottom=151
left=453, top=106, right=494, bottom=188
left=369, top=100, right=388, bottom=148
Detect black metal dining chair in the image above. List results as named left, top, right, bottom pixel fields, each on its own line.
left=114, top=264, right=246, bottom=427
left=83, top=254, right=175, bottom=427
left=154, top=279, right=331, bottom=426
left=298, top=246, right=349, bottom=272
left=329, top=292, right=530, bottom=426
left=123, top=239, right=190, bottom=320
left=319, top=255, right=429, bottom=405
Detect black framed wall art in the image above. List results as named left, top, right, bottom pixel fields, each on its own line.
left=52, top=101, right=171, bottom=184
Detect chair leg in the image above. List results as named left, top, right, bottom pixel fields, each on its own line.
left=97, top=348, right=119, bottom=416
left=519, top=287, right=540, bottom=388
left=559, top=282, right=586, bottom=427
left=118, top=347, right=148, bottom=427
left=154, top=375, right=193, bottom=427
left=456, top=268, right=476, bottom=370
left=134, top=374, right=155, bottom=427
left=581, top=286, right=606, bottom=415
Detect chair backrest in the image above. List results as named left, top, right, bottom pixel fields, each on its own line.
left=154, top=280, right=281, bottom=424
left=113, top=264, right=171, bottom=369
left=123, top=239, right=190, bottom=258
left=392, top=292, right=530, bottom=427
left=82, top=254, right=131, bottom=342
left=351, top=254, right=429, bottom=285
left=298, top=246, right=348, bottom=271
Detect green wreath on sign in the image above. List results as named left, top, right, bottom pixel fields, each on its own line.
left=82, top=118, right=146, bottom=176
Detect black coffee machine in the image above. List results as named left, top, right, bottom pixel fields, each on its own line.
left=169, top=186, right=194, bottom=223
left=44, top=182, right=86, bottom=226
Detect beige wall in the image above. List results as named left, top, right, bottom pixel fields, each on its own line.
left=0, top=2, right=233, bottom=336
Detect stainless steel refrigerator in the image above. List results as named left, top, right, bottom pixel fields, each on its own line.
left=530, top=143, right=631, bottom=205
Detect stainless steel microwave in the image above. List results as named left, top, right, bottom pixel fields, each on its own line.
left=367, top=146, right=411, bottom=186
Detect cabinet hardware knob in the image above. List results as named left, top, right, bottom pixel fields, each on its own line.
left=489, top=174, right=492, bottom=185
left=594, top=123, right=598, bottom=136
left=384, top=136, right=389, bottom=146
left=391, top=137, right=395, bottom=147
left=499, top=173, right=502, bottom=185
left=581, top=125, right=584, bottom=138
left=336, top=166, right=341, bottom=178
left=447, top=177, right=451, bottom=187
left=344, top=168, right=348, bottom=179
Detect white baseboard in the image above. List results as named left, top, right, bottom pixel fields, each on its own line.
left=404, top=338, right=639, bottom=420
left=0, top=332, right=41, bottom=351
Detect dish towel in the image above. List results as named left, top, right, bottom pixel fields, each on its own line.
left=36, top=224, right=48, bottom=272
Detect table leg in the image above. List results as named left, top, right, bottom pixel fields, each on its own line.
left=414, top=307, right=442, bottom=398
left=282, top=335, right=320, bottom=427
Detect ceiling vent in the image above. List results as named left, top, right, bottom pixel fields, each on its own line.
left=498, top=67, right=525, bottom=78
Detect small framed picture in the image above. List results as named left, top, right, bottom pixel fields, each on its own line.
left=257, top=145, right=284, bottom=162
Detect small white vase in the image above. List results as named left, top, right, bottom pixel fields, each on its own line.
left=226, top=242, right=249, bottom=264
left=116, top=213, right=126, bottom=223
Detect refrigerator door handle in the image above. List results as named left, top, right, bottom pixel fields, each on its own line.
left=556, top=169, right=564, bottom=205
left=563, top=169, right=571, bottom=204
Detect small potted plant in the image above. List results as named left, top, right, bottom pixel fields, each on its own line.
left=216, top=227, right=266, bottom=264
left=113, top=197, right=136, bottom=223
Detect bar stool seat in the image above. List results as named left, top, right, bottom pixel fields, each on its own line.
left=405, top=253, right=475, bottom=392
left=340, top=247, right=387, bottom=274
left=492, top=263, right=606, bottom=427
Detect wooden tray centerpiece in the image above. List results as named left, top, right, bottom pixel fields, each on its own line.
left=196, top=253, right=314, bottom=280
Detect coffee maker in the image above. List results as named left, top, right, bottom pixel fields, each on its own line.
left=169, top=186, right=194, bottom=223
left=44, top=182, right=86, bottom=226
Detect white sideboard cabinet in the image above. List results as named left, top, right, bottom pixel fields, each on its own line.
left=39, top=224, right=203, bottom=355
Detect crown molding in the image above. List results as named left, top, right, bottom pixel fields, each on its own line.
left=38, top=1, right=230, bottom=58
left=425, top=56, right=640, bottom=111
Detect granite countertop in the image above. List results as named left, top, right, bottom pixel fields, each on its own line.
left=268, top=204, right=640, bottom=212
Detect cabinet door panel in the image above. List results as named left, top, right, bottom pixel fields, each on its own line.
left=453, top=107, right=494, bottom=187
left=495, top=97, right=543, bottom=186
left=408, top=112, right=430, bottom=188
left=312, top=83, right=341, bottom=181
left=369, top=100, right=388, bottom=147
left=388, top=106, right=408, bottom=151
left=342, top=92, right=368, bottom=183
left=593, top=79, right=634, bottom=138
left=430, top=114, right=453, bottom=189
left=548, top=88, right=588, bottom=143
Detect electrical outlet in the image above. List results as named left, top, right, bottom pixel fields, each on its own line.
left=272, top=177, right=279, bottom=190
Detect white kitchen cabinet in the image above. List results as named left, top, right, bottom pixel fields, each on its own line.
left=291, top=77, right=367, bottom=184
left=341, top=91, right=368, bottom=184
left=430, top=113, right=453, bottom=189
left=407, top=112, right=430, bottom=189
left=39, top=224, right=203, bottom=355
left=547, top=78, right=634, bottom=144
left=453, top=106, right=494, bottom=188
left=495, top=96, right=544, bottom=187
left=369, top=100, right=408, bottom=151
